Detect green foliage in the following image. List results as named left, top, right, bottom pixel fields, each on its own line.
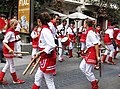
left=89, top=0, right=120, bottom=19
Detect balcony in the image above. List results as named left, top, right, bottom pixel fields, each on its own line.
left=64, top=0, right=83, bottom=5
left=85, top=0, right=100, bottom=3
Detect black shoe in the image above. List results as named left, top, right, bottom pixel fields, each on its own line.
left=1, top=58, right=6, bottom=63
left=18, top=56, right=23, bottom=58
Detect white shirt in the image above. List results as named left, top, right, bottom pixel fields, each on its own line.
left=86, top=30, right=98, bottom=48
left=3, top=31, right=15, bottom=43
left=15, top=23, right=21, bottom=32
left=105, top=28, right=114, bottom=38
left=38, top=27, right=57, bottom=54
left=31, top=30, right=38, bottom=39
left=48, top=22, right=57, bottom=39
left=57, top=24, right=67, bottom=36
left=67, top=26, right=76, bottom=35
left=79, top=26, right=86, bottom=32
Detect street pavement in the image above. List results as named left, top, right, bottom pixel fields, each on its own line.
left=0, top=48, right=120, bottom=89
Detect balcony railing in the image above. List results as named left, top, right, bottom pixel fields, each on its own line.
left=85, top=0, right=100, bottom=3
left=64, top=0, right=83, bottom=4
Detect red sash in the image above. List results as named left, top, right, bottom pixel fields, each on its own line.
left=84, top=46, right=97, bottom=65
left=80, top=33, right=86, bottom=42
left=32, top=31, right=39, bottom=48
left=104, top=34, right=112, bottom=45
left=39, top=48, right=57, bottom=73
left=50, top=20, right=57, bottom=29
left=69, top=34, right=76, bottom=42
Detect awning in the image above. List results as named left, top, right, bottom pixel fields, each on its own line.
left=46, top=8, right=67, bottom=17
left=67, top=12, right=96, bottom=20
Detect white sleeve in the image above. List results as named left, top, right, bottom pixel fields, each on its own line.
left=109, top=29, right=114, bottom=38
left=31, top=31, right=37, bottom=39
left=57, top=25, right=62, bottom=31
left=15, top=23, right=21, bottom=32
left=48, top=22, right=53, bottom=31
left=3, top=32, right=12, bottom=43
left=42, top=29, right=57, bottom=54
left=79, top=26, right=83, bottom=32
left=67, top=27, right=71, bottom=34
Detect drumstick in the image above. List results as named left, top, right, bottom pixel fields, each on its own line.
left=56, top=46, right=62, bottom=49
left=22, top=51, right=43, bottom=75
left=30, top=47, right=60, bottom=75
left=14, top=51, right=29, bottom=54
left=30, top=57, right=41, bottom=75
left=100, top=43, right=110, bottom=51
left=22, top=57, right=37, bottom=75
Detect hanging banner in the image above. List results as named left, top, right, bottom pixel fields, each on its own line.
left=18, top=0, right=30, bottom=34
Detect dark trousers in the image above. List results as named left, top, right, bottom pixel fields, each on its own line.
left=0, top=50, right=4, bottom=60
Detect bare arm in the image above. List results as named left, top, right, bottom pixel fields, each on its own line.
left=95, top=44, right=100, bottom=62
left=3, top=42, right=14, bottom=54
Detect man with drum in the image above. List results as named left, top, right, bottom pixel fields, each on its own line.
left=67, top=21, right=76, bottom=58
left=57, top=19, right=67, bottom=62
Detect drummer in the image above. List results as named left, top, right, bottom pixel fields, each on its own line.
left=57, top=19, right=67, bottom=62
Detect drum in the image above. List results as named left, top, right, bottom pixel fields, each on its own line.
left=61, top=37, right=70, bottom=46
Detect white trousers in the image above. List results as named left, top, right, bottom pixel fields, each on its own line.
left=31, top=48, right=38, bottom=58
left=2, top=58, right=15, bottom=73
left=80, top=59, right=96, bottom=82
left=81, top=42, right=86, bottom=50
left=58, top=38, right=65, bottom=60
left=104, top=44, right=115, bottom=57
left=14, top=41, right=22, bottom=56
left=69, top=41, right=73, bottom=50
left=34, top=68, right=56, bottom=89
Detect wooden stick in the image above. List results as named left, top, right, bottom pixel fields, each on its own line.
left=30, top=57, right=41, bottom=75
left=22, top=51, right=43, bottom=75
left=56, top=46, right=62, bottom=49
left=14, top=51, right=29, bottom=54
left=22, top=57, right=36, bottom=75
left=100, top=43, right=110, bottom=51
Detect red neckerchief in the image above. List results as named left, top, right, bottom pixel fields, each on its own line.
left=50, top=20, right=57, bottom=29
left=86, top=27, right=93, bottom=35
left=96, top=28, right=100, bottom=34
left=40, top=25, right=52, bottom=35
left=69, top=25, right=75, bottom=35
left=5, top=28, right=15, bottom=35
